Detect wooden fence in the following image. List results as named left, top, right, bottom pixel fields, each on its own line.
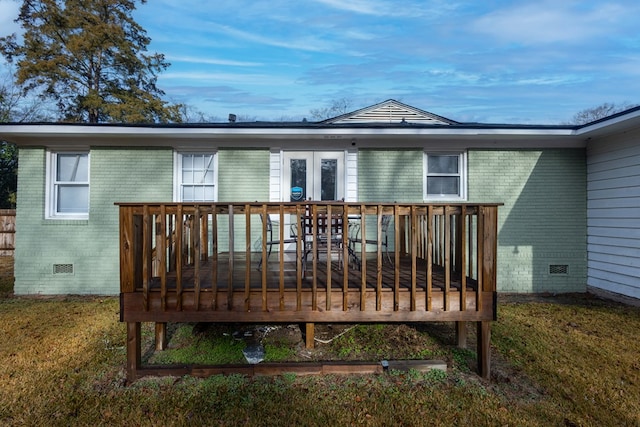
left=0, top=209, right=15, bottom=257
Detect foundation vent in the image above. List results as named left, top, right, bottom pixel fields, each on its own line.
left=549, top=264, right=568, bottom=275
left=53, top=263, right=74, bottom=275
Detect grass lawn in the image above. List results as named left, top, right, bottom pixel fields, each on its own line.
left=1, top=264, right=639, bottom=426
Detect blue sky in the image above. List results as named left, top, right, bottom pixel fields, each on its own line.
left=1, top=0, right=640, bottom=124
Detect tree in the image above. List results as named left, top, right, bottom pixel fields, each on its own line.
left=0, top=68, right=53, bottom=122
left=0, top=0, right=181, bottom=123
left=566, top=102, right=638, bottom=125
left=0, top=68, right=52, bottom=209
left=309, top=98, right=353, bottom=121
left=177, top=104, right=221, bottom=123
left=0, top=141, right=17, bottom=208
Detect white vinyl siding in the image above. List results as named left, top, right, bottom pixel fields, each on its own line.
left=345, top=149, right=358, bottom=202
left=587, top=131, right=640, bottom=299
left=46, top=151, right=89, bottom=219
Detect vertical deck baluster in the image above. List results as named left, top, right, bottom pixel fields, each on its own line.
left=460, top=207, right=467, bottom=312
left=279, top=206, right=286, bottom=311
left=341, top=206, right=349, bottom=311
left=193, top=206, right=201, bottom=310
left=244, top=204, right=253, bottom=312
left=311, top=204, right=318, bottom=311
left=426, top=206, right=433, bottom=311
left=210, top=204, right=218, bottom=310
left=360, top=204, right=367, bottom=311
left=296, top=204, right=303, bottom=311
left=325, top=205, right=332, bottom=311
left=454, top=210, right=462, bottom=275
left=476, top=205, right=485, bottom=312
left=260, top=205, right=268, bottom=308
left=167, top=214, right=175, bottom=272
left=376, top=205, right=383, bottom=311
left=142, top=205, right=151, bottom=311
left=159, top=205, right=167, bottom=311
left=417, top=214, right=424, bottom=259
left=410, top=206, right=417, bottom=311
left=201, top=209, right=209, bottom=263
left=393, top=205, right=400, bottom=311
left=227, top=205, right=234, bottom=310
left=469, top=210, right=475, bottom=282
left=444, top=206, right=451, bottom=311
left=176, top=205, right=183, bottom=311
left=189, top=211, right=195, bottom=265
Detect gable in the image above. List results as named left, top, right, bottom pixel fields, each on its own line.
left=324, top=99, right=457, bottom=125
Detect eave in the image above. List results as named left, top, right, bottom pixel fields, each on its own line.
left=0, top=123, right=587, bottom=150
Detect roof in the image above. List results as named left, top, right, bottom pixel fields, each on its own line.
left=1, top=99, right=639, bottom=149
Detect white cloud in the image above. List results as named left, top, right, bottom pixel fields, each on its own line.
left=166, top=56, right=262, bottom=67
left=161, top=71, right=294, bottom=86
left=311, top=0, right=384, bottom=15
left=310, top=0, right=457, bottom=18
left=206, top=23, right=338, bottom=53
left=472, top=2, right=629, bottom=45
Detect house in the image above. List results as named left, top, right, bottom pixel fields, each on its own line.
left=0, top=99, right=639, bottom=301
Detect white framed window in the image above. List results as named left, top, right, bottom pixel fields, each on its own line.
left=174, top=152, right=217, bottom=202
left=423, top=152, right=467, bottom=201
left=46, top=151, right=90, bottom=219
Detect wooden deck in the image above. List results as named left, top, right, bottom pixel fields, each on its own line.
left=118, top=202, right=499, bottom=381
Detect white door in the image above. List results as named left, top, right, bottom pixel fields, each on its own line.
left=283, top=151, right=345, bottom=202
left=281, top=152, right=345, bottom=247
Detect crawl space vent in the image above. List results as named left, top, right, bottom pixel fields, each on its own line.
left=53, top=263, right=74, bottom=275
left=549, top=264, right=568, bottom=275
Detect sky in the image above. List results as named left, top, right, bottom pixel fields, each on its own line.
left=1, top=0, right=640, bottom=124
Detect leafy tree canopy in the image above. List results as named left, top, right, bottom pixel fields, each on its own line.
left=0, top=141, right=17, bottom=208
left=0, top=0, right=182, bottom=123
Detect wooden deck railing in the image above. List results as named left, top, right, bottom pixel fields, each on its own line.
left=118, top=202, right=500, bottom=380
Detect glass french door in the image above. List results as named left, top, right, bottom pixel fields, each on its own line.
left=282, top=152, right=345, bottom=246
left=283, top=152, right=345, bottom=202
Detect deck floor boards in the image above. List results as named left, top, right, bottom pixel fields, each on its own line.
left=145, top=253, right=477, bottom=293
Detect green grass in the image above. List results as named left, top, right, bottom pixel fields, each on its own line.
left=0, top=276, right=13, bottom=298
left=146, top=324, right=246, bottom=365
left=1, top=293, right=639, bottom=426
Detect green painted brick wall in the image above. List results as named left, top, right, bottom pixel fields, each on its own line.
left=15, top=147, right=173, bottom=295
left=358, top=149, right=423, bottom=202
left=217, top=149, right=270, bottom=202
left=215, top=149, right=270, bottom=252
left=14, top=146, right=586, bottom=295
left=469, top=149, right=587, bottom=293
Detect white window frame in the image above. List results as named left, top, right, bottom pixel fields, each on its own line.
left=423, top=151, right=467, bottom=201
left=45, top=150, right=90, bottom=220
left=174, top=151, right=218, bottom=202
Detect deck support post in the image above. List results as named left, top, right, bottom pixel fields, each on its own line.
left=476, top=321, right=491, bottom=379
left=126, top=322, right=141, bottom=383
left=155, top=322, right=167, bottom=351
left=455, top=321, right=467, bottom=348
left=305, top=323, right=315, bottom=349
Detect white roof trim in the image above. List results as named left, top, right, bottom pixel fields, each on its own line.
left=0, top=124, right=576, bottom=137
left=576, top=107, right=640, bottom=139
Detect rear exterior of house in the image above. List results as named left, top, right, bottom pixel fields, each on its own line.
left=3, top=99, right=622, bottom=297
